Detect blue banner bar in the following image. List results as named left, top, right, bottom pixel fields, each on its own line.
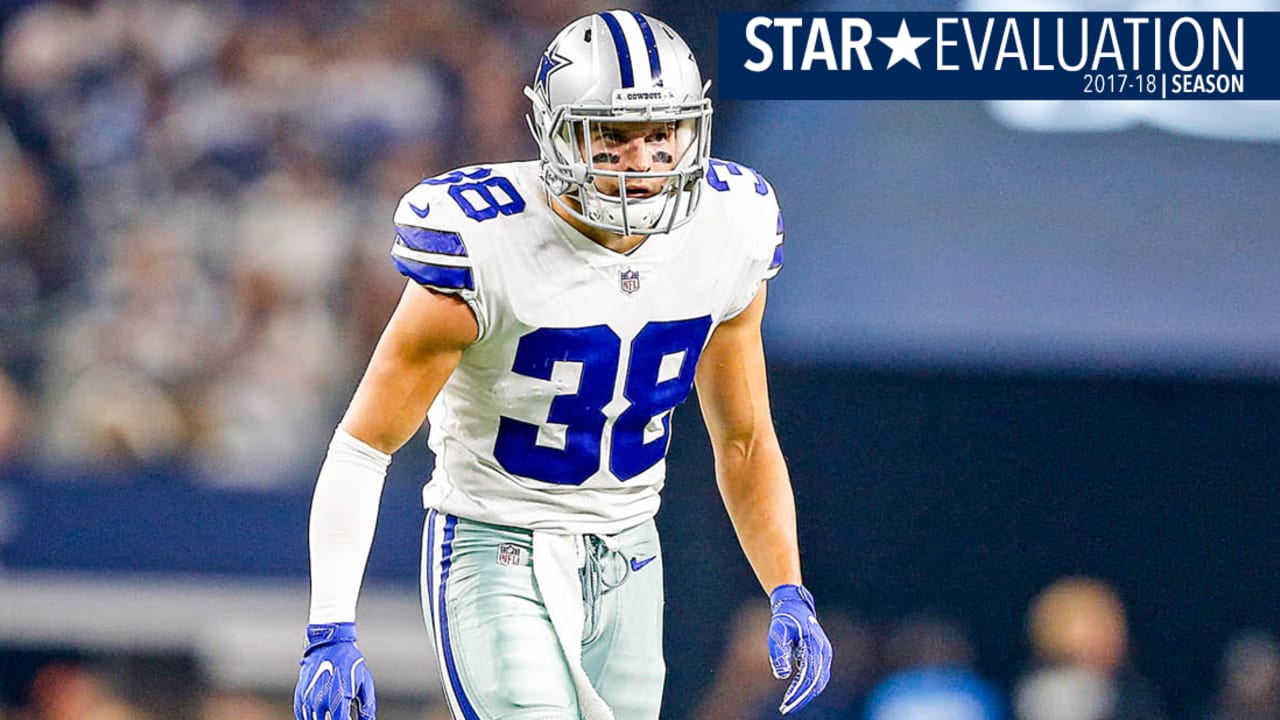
left=718, top=12, right=1280, bottom=99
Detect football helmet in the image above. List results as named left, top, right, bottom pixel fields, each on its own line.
left=526, top=11, right=713, bottom=236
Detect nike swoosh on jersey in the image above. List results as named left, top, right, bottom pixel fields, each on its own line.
left=408, top=201, right=431, bottom=218
left=630, top=555, right=657, bottom=572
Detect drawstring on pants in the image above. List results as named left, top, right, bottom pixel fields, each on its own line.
left=580, top=534, right=631, bottom=644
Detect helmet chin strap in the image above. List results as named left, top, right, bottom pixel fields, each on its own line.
left=585, top=187, right=666, bottom=236
left=548, top=179, right=665, bottom=238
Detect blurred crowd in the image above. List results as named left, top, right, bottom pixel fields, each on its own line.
left=2, top=575, right=1279, bottom=719
left=0, top=0, right=607, bottom=486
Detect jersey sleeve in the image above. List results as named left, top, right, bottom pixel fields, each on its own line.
left=390, top=180, right=491, bottom=338
left=721, top=174, right=786, bottom=320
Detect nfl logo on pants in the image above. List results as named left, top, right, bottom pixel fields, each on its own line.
left=619, top=268, right=640, bottom=295
left=497, top=543, right=523, bottom=567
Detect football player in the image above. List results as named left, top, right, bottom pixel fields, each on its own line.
left=294, top=10, right=832, bottom=720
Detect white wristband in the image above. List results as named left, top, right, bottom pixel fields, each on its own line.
left=307, top=428, right=391, bottom=624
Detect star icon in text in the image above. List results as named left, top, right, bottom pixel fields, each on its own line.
left=878, top=19, right=929, bottom=69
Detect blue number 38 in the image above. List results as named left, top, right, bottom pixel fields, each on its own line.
left=493, top=316, right=713, bottom=485
left=423, top=167, right=525, bottom=221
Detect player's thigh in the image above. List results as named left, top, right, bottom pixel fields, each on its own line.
left=583, top=521, right=665, bottom=720
left=422, top=511, right=579, bottom=720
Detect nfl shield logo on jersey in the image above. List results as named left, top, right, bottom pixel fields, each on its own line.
left=619, top=268, right=640, bottom=295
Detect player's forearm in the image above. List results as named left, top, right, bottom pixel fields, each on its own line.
left=307, top=428, right=391, bottom=623
left=715, top=440, right=803, bottom=593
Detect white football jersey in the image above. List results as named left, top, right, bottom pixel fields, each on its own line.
left=390, top=160, right=784, bottom=534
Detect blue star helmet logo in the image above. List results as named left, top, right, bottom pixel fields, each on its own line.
left=535, top=43, right=572, bottom=95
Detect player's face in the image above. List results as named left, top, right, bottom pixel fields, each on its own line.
left=584, top=121, right=680, bottom=199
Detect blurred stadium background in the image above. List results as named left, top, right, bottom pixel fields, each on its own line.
left=1, top=0, right=1279, bottom=718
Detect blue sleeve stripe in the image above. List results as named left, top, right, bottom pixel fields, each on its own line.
left=396, top=224, right=467, bottom=257
left=776, top=210, right=785, bottom=235
left=392, top=255, right=475, bottom=291
left=769, top=244, right=785, bottom=270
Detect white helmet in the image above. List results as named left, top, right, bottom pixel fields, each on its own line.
left=525, top=10, right=713, bottom=236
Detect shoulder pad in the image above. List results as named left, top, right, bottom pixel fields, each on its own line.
left=395, top=165, right=530, bottom=228
left=393, top=178, right=467, bottom=231
left=390, top=164, right=535, bottom=292
left=701, top=158, right=784, bottom=278
left=391, top=178, right=475, bottom=292
left=704, top=158, right=774, bottom=200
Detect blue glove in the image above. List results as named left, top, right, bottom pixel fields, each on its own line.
left=768, top=584, right=833, bottom=715
left=294, top=622, right=377, bottom=720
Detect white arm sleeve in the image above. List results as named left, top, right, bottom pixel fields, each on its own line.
left=307, top=427, right=391, bottom=624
